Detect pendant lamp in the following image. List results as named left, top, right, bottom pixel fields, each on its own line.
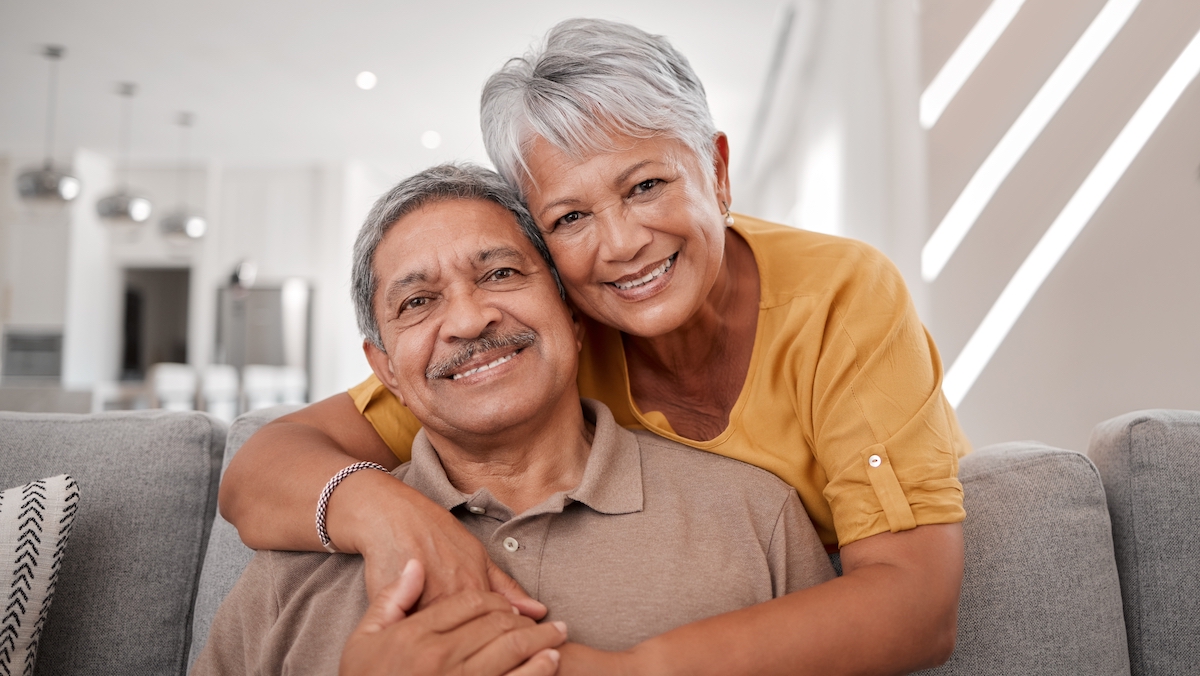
left=96, top=82, right=152, bottom=223
left=16, top=46, right=82, bottom=202
left=159, top=112, right=206, bottom=240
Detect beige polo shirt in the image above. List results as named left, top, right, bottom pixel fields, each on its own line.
left=193, top=400, right=835, bottom=674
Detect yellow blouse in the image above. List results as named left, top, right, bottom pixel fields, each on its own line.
left=349, top=214, right=969, bottom=549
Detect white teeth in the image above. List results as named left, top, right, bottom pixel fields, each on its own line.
left=613, top=254, right=675, bottom=291
left=450, top=351, right=517, bottom=380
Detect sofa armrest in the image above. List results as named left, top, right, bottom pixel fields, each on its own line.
left=1089, top=410, right=1200, bottom=676
left=920, top=442, right=1129, bottom=675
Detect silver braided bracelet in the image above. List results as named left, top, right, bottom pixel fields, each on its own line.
left=316, top=461, right=388, bottom=553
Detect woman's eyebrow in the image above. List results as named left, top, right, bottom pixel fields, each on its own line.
left=614, top=159, right=654, bottom=187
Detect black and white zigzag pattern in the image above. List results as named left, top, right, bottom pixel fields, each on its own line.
left=0, top=475, right=79, bottom=676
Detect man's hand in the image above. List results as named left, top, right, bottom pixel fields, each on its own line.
left=341, top=559, right=567, bottom=676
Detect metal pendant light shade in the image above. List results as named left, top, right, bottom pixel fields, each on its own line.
left=17, top=163, right=81, bottom=201
left=17, top=45, right=81, bottom=203
left=98, top=82, right=153, bottom=224
left=97, top=191, right=153, bottom=222
left=160, top=208, right=206, bottom=239
left=159, top=112, right=205, bottom=240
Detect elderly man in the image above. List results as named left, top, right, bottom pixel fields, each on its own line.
left=192, top=164, right=833, bottom=674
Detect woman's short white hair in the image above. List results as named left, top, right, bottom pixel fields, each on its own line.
left=481, top=18, right=717, bottom=190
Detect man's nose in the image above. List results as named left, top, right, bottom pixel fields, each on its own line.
left=595, top=207, right=653, bottom=262
left=438, top=289, right=503, bottom=341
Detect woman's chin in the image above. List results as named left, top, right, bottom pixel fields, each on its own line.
left=591, top=302, right=694, bottom=339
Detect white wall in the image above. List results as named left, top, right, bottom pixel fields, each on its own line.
left=921, top=0, right=1200, bottom=450
left=61, top=148, right=120, bottom=388
left=737, top=0, right=929, bottom=311
left=0, top=156, right=73, bottom=333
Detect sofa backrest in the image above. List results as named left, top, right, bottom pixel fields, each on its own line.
left=0, top=410, right=226, bottom=676
left=1088, top=409, right=1200, bottom=676
left=920, top=443, right=1130, bottom=676
left=187, top=405, right=301, bottom=671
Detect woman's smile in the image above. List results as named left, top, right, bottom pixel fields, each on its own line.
left=607, top=252, right=678, bottom=296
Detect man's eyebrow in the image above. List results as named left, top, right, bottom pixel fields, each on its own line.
left=475, top=246, right=526, bottom=265
left=383, top=270, right=427, bottom=307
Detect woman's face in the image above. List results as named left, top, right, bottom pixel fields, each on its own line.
left=522, top=132, right=732, bottom=338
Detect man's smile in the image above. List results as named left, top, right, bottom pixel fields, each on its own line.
left=448, top=347, right=524, bottom=380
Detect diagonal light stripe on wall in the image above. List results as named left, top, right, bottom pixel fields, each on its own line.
left=921, top=0, right=1141, bottom=282
left=920, top=0, right=1027, bottom=130
left=943, top=26, right=1200, bottom=408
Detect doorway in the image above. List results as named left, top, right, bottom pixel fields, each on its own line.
left=121, top=268, right=190, bottom=380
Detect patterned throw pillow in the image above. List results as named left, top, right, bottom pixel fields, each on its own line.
left=0, top=475, right=79, bottom=676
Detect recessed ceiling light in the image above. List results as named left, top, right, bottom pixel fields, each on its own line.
left=421, top=131, right=442, bottom=149
left=356, top=71, right=377, bottom=90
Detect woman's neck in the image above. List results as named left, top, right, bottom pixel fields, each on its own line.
left=626, top=228, right=759, bottom=375
left=623, top=227, right=760, bottom=439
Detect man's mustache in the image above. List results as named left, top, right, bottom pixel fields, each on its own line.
left=425, top=328, right=538, bottom=380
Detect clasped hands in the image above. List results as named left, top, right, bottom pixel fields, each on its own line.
left=340, top=559, right=567, bottom=676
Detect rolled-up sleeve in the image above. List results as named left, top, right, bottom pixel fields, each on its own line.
left=812, top=248, right=967, bottom=547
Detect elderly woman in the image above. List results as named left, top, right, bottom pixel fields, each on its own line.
left=221, top=18, right=969, bottom=675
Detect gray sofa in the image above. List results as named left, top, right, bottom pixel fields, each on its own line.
left=2, top=407, right=1197, bottom=675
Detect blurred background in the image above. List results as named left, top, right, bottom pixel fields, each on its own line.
left=0, top=0, right=1197, bottom=452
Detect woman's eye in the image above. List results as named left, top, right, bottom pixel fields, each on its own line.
left=632, top=178, right=660, bottom=194
left=554, top=211, right=583, bottom=229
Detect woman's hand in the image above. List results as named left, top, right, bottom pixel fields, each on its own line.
left=333, top=468, right=546, bottom=618
left=341, top=560, right=566, bottom=676
left=221, top=392, right=545, bottom=618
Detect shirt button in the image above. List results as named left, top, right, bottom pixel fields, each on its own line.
left=868, top=454, right=882, bottom=468
left=502, top=537, right=519, bottom=553
left=468, top=505, right=486, bottom=515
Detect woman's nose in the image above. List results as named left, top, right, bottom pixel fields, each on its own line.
left=595, top=209, right=653, bottom=262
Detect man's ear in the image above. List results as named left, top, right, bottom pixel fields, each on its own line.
left=567, top=303, right=585, bottom=353
left=363, top=339, right=405, bottom=406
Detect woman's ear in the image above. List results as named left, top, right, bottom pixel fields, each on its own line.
left=711, top=132, right=732, bottom=209
left=362, top=340, right=405, bottom=406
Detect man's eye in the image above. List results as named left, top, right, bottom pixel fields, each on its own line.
left=401, top=297, right=428, bottom=312
left=487, top=268, right=516, bottom=282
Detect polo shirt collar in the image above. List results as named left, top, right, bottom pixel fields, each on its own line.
left=398, top=398, right=643, bottom=517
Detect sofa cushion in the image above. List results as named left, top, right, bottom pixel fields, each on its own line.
left=920, top=443, right=1129, bottom=675
left=1088, top=410, right=1200, bottom=676
left=188, top=405, right=302, bottom=670
left=0, top=410, right=225, bottom=676
left=0, top=475, right=80, bottom=675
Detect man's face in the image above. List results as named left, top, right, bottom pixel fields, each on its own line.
left=364, top=198, right=581, bottom=441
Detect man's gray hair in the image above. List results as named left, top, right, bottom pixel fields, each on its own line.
left=481, top=18, right=717, bottom=190
left=351, top=163, right=563, bottom=351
